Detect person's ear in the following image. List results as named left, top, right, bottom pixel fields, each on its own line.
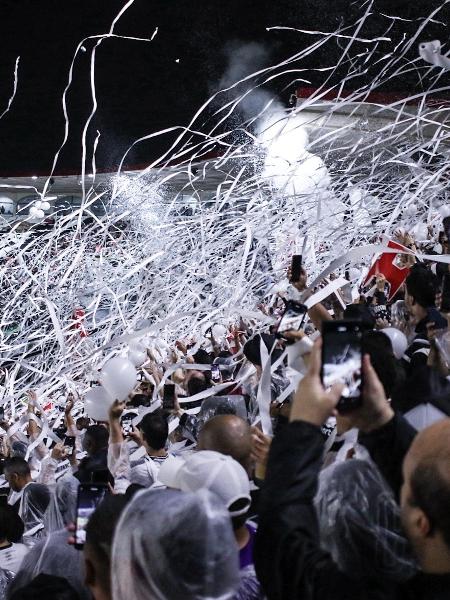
left=411, top=507, right=431, bottom=538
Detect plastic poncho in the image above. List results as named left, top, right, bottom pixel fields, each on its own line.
left=0, top=569, right=14, bottom=600
left=6, top=530, right=90, bottom=600
left=18, top=483, right=50, bottom=543
left=43, top=475, right=79, bottom=534
left=315, top=459, right=417, bottom=583
left=111, top=488, right=240, bottom=600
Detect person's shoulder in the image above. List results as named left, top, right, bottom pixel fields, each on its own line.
left=11, top=543, right=28, bottom=555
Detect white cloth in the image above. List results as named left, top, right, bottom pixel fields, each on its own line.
left=108, top=441, right=169, bottom=493
left=0, top=543, right=28, bottom=573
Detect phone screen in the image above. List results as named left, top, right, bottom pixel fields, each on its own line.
left=211, top=364, right=221, bottom=382
left=276, top=301, right=307, bottom=337
left=75, top=484, right=107, bottom=549
left=321, top=321, right=363, bottom=411
left=163, top=384, right=176, bottom=410
left=121, top=415, right=134, bottom=436
left=63, top=436, right=76, bottom=455
left=290, top=255, right=303, bottom=283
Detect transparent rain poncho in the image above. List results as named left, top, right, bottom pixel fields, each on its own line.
left=111, top=488, right=240, bottom=600
left=6, top=530, right=90, bottom=600
left=0, top=569, right=14, bottom=600
left=315, top=459, right=417, bottom=583
left=43, top=475, right=79, bottom=534
left=19, top=483, right=51, bottom=542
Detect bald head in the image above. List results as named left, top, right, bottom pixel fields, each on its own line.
left=403, top=418, right=450, bottom=553
left=198, top=415, right=252, bottom=473
left=408, top=419, right=450, bottom=466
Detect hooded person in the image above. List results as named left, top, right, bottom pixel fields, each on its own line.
left=6, top=530, right=90, bottom=600
left=111, top=488, right=239, bottom=600
left=159, top=451, right=261, bottom=600
left=43, top=475, right=79, bottom=534
left=4, top=458, right=50, bottom=544
left=315, top=459, right=417, bottom=584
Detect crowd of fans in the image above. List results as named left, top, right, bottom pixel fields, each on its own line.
left=0, top=225, right=450, bottom=600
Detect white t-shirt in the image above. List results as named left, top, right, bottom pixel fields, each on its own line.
left=0, top=542, right=28, bottom=573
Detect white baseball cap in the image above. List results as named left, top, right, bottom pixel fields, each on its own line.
left=159, top=450, right=251, bottom=517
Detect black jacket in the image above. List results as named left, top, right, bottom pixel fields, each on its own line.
left=254, top=416, right=450, bottom=600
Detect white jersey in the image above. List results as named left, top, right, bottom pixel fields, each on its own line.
left=0, top=543, right=28, bottom=573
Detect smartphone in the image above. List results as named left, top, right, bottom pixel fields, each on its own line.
left=211, top=364, right=221, bottom=382
left=321, top=321, right=363, bottom=412
left=63, top=435, right=76, bottom=455
left=441, top=272, right=450, bottom=312
left=289, top=255, right=303, bottom=283
left=0, top=408, right=4, bottom=422
left=162, top=383, right=176, bottom=410
left=74, top=483, right=107, bottom=549
left=121, top=414, right=134, bottom=436
left=276, top=300, right=307, bottom=339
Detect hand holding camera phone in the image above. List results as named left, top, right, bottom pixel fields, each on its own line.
left=121, top=414, right=134, bottom=436
left=63, top=435, right=76, bottom=455
left=210, top=364, right=221, bottom=382
left=321, top=321, right=363, bottom=411
left=289, top=254, right=303, bottom=283
left=276, top=300, right=307, bottom=340
left=162, top=383, right=176, bottom=411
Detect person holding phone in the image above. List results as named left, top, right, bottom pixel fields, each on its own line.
left=108, top=401, right=171, bottom=492
left=255, top=340, right=450, bottom=600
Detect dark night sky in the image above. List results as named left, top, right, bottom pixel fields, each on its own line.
left=0, top=0, right=447, bottom=176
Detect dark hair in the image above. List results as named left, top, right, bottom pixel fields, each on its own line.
left=9, top=574, right=80, bottom=600
left=84, top=425, right=109, bottom=452
left=192, top=349, right=213, bottom=365
left=187, top=376, right=210, bottom=397
left=230, top=498, right=250, bottom=531
left=76, top=417, right=90, bottom=429
left=410, top=462, right=450, bottom=550
left=406, top=265, right=438, bottom=308
left=343, top=304, right=375, bottom=328
left=125, top=483, right=146, bottom=501
left=86, top=495, right=128, bottom=560
left=4, top=457, right=30, bottom=478
left=362, top=331, right=403, bottom=399
left=127, top=393, right=151, bottom=408
left=0, top=505, right=24, bottom=542
left=243, top=334, right=282, bottom=368
left=85, top=496, right=129, bottom=595
left=139, top=413, right=168, bottom=450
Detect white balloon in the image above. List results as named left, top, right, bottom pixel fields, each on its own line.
left=34, top=201, right=42, bottom=209
left=41, top=201, right=51, bottom=211
left=348, top=267, right=361, bottom=281
left=35, top=209, right=45, bottom=219
left=403, top=203, right=417, bottom=217
left=438, top=204, right=450, bottom=217
left=29, top=206, right=39, bottom=217
left=412, top=222, right=428, bottom=241
left=100, top=357, right=137, bottom=400
left=128, top=348, right=147, bottom=367
left=381, top=327, right=408, bottom=360
left=84, top=386, right=114, bottom=421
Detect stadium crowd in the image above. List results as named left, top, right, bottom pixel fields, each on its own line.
left=0, top=224, right=449, bottom=600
